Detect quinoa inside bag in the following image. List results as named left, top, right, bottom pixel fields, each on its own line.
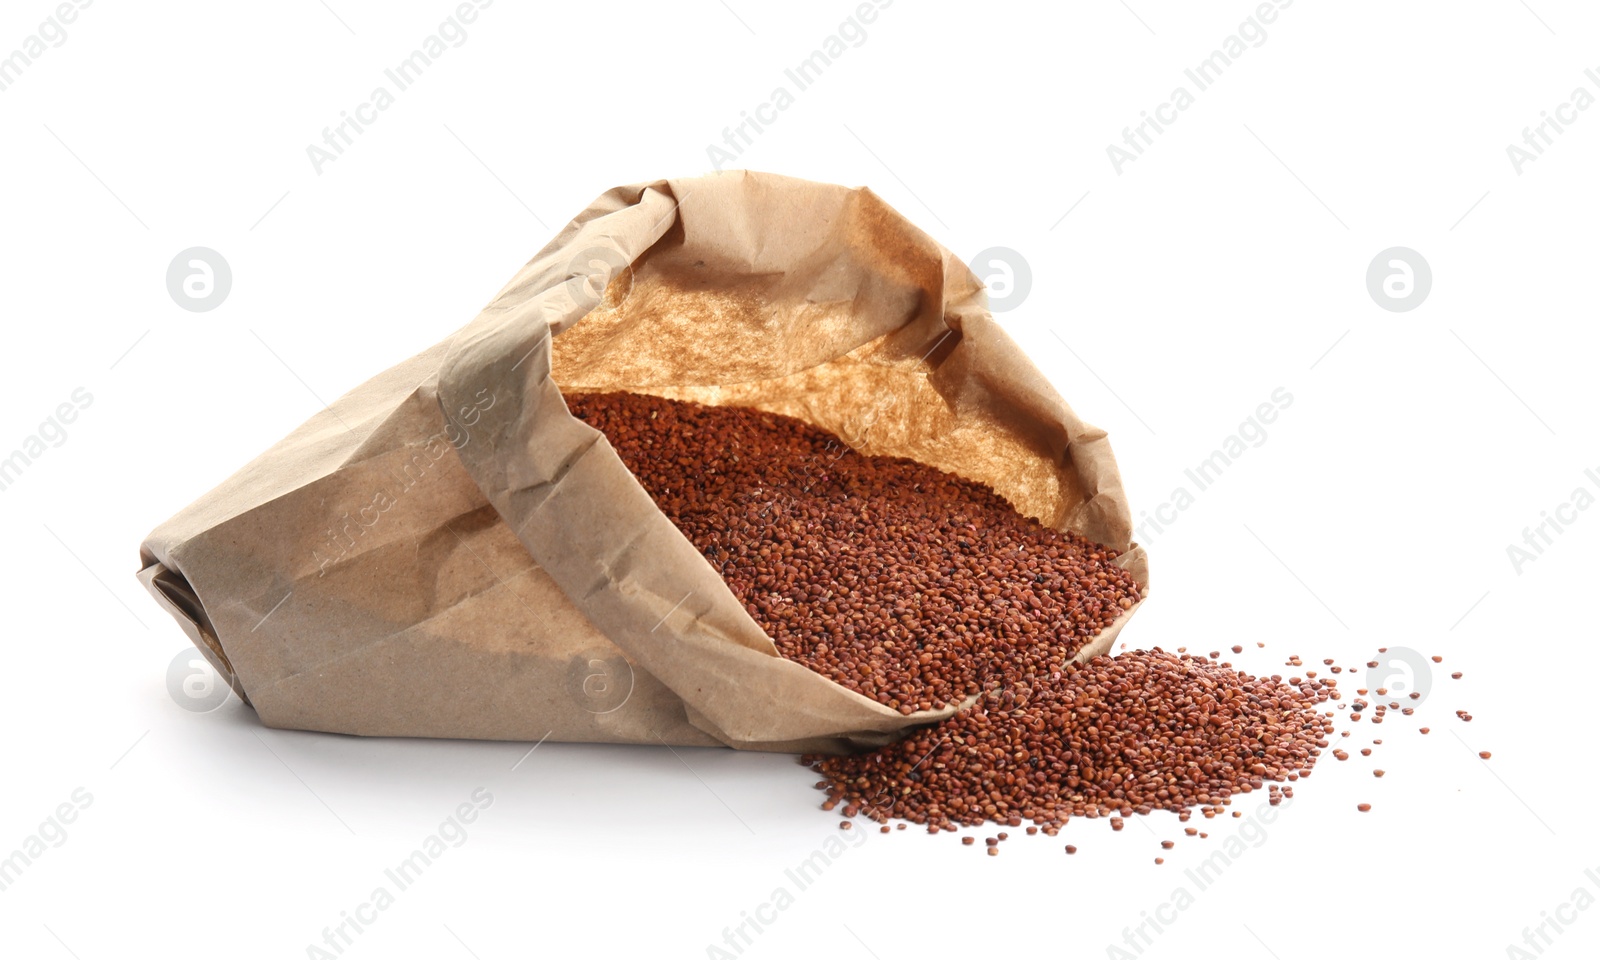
left=564, top=390, right=1142, bottom=716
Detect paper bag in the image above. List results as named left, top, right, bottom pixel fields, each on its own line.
left=138, top=171, right=1148, bottom=754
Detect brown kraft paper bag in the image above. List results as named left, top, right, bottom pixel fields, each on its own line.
left=138, top=170, right=1149, bottom=754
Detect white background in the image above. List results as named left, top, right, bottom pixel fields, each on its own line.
left=2, top=1, right=1597, bottom=957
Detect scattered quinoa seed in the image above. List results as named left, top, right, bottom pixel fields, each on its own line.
left=571, top=393, right=1468, bottom=853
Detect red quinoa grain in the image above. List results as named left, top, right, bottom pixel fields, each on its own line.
left=569, top=392, right=1143, bottom=713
